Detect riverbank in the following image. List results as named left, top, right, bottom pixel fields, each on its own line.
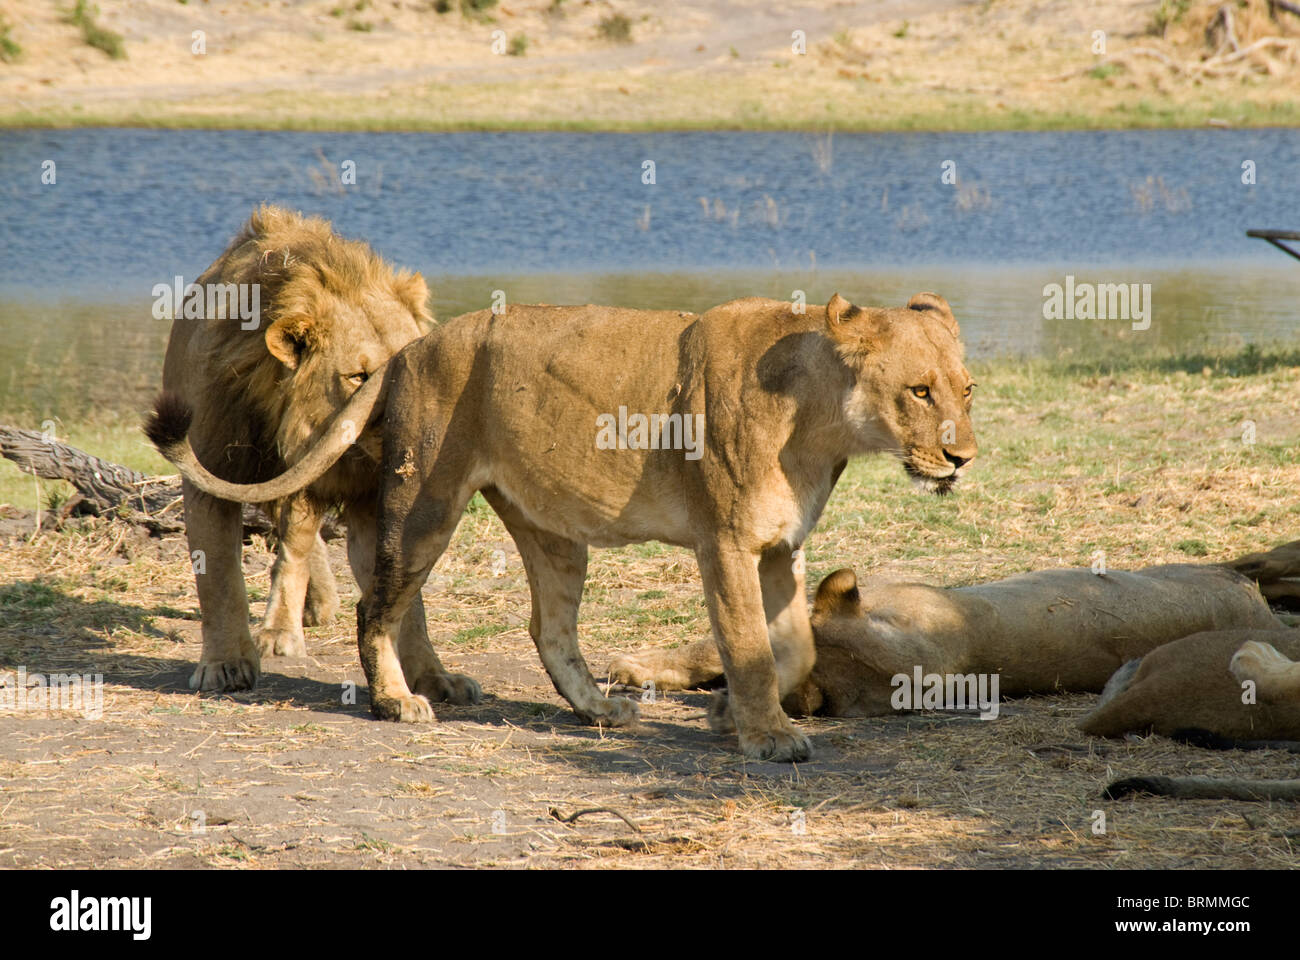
left=2, top=0, right=1297, bottom=131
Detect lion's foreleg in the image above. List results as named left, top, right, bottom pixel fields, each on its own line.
left=259, top=493, right=325, bottom=657
left=358, top=459, right=474, bottom=722
left=759, top=543, right=817, bottom=700
left=184, top=480, right=260, bottom=691
left=697, top=540, right=812, bottom=762
left=344, top=500, right=481, bottom=706
left=302, top=534, right=340, bottom=626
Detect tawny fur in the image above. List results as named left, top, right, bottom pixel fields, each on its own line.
left=1081, top=631, right=1300, bottom=740
left=168, top=291, right=977, bottom=761
left=611, top=563, right=1281, bottom=717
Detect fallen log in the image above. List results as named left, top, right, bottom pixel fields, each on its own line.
left=0, top=426, right=339, bottom=540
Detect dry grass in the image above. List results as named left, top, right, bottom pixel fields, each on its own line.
left=2, top=347, right=1300, bottom=868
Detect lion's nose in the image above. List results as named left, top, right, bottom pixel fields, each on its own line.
left=944, top=450, right=973, bottom=470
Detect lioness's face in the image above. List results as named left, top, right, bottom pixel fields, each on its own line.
left=826, top=292, right=977, bottom=495
left=264, top=271, right=430, bottom=462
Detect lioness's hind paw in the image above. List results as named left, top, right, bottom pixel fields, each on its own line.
left=189, top=657, right=259, bottom=692
left=414, top=671, right=483, bottom=706
left=371, top=692, right=435, bottom=723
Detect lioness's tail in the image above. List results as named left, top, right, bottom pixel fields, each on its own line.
left=1103, top=775, right=1300, bottom=801
left=144, top=367, right=388, bottom=504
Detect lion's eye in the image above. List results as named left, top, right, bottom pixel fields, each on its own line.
left=347, top=372, right=368, bottom=386
left=911, top=385, right=930, bottom=399
left=963, top=383, right=975, bottom=398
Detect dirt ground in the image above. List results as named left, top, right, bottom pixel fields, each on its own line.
left=2, top=481, right=1300, bottom=863
left=2, top=0, right=1297, bottom=129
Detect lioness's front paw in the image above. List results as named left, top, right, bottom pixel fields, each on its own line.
left=709, top=692, right=813, bottom=762
left=607, top=653, right=690, bottom=691
left=370, top=692, right=435, bottom=723
left=412, top=671, right=483, bottom=706
left=189, top=657, right=259, bottom=691
left=256, top=627, right=306, bottom=658
left=578, top=696, right=639, bottom=728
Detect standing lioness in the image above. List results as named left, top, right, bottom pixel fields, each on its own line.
left=352, top=292, right=975, bottom=761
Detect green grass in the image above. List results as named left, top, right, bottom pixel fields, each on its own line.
left=596, top=14, right=632, bottom=44
left=65, top=0, right=126, bottom=60
left=0, top=18, right=21, bottom=63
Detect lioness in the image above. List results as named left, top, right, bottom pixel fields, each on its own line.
left=1081, top=631, right=1300, bottom=741
left=151, top=291, right=976, bottom=760
left=363, top=292, right=974, bottom=760
left=144, top=205, right=480, bottom=707
left=610, top=562, right=1282, bottom=716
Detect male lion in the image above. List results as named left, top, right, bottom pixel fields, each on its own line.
left=152, top=291, right=976, bottom=761
left=144, top=205, right=480, bottom=707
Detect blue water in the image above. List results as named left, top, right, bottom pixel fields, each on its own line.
left=2, top=128, right=1298, bottom=295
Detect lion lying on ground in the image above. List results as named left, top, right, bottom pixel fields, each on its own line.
left=143, top=205, right=479, bottom=707
left=609, top=562, right=1282, bottom=716
left=1081, top=630, right=1300, bottom=741
left=153, top=291, right=977, bottom=761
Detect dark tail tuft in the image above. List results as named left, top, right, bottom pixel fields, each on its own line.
left=144, top=391, right=194, bottom=452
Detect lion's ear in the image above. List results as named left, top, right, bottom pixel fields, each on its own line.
left=265, top=314, right=313, bottom=370
left=393, top=270, right=432, bottom=326
left=907, top=292, right=958, bottom=339
left=813, top=567, right=861, bottom=619
left=825, top=292, right=857, bottom=327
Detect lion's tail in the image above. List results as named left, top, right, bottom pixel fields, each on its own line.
left=143, top=391, right=195, bottom=461
left=1103, top=775, right=1300, bottom=801
left=143, top=366, right=388, bottom=504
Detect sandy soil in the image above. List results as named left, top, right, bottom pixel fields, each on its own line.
left=1, top=0, right=1296, bottom=128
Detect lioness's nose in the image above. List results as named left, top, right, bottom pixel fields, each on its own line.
left=944, top=450, right=974, bottom=470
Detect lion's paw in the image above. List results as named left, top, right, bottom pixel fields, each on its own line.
left=709, top=692, right=812, bottom=762
left=739, top=724, right=813, bottom=763
left=370, top=692, right=435, bottom=723
left=302, top=592, right=339, bottom=627
left=579, top=696, right=639, bottom=728
left=707, top=690, right=737, bottom=734
left=412, top=671, right=483, bottom=706
left=189, top=657, right=259, bottom=692
left=607, top=652, right=690, bottom=691
left=256, top=627, right=306, bottom=658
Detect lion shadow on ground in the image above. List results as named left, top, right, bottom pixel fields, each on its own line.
left=0, top=577, right=360, bottom=715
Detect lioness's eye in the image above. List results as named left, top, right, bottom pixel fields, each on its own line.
left=911, top=386, right=930, bottom=399
left=963, top=383, right=975, bottom=398
left=347, top=372, right=368, bottom=386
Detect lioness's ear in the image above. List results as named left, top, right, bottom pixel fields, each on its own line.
left=825, top=293, right=857, bottom=327
left=393, top=270, right=432, bottom=326
left=265, top=314, right=313, bottom=370
left=907, top=292, right=959, bottom=339
left=813, top=567, right=861, bottom=619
